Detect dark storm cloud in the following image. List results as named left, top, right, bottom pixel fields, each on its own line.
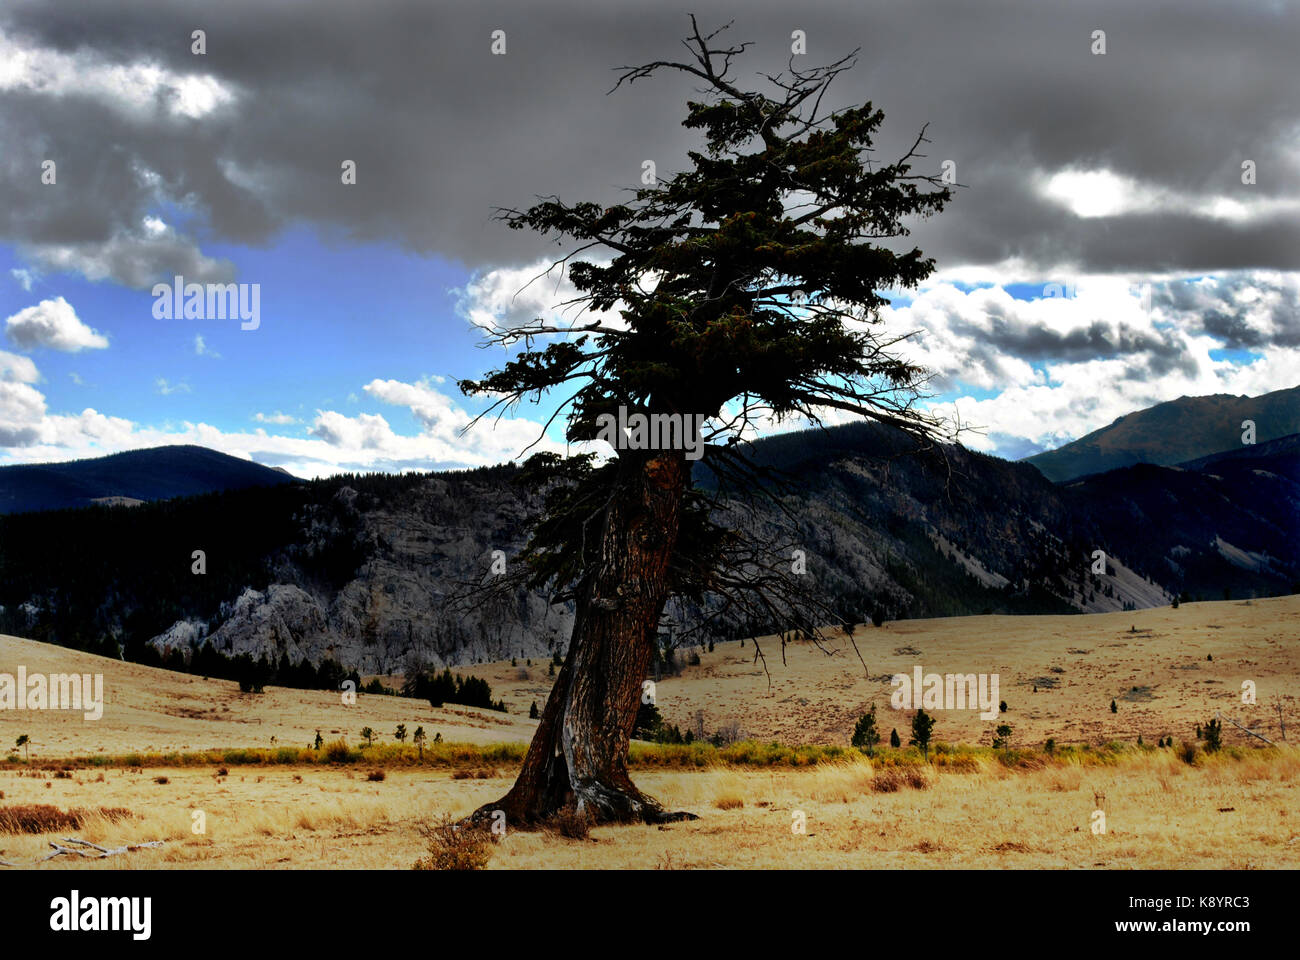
left=1, top=0, right=1298, bottom=283
left=1154, top=272, right=1300, bottom=349
left=953, top=300, right=1188, bottom=364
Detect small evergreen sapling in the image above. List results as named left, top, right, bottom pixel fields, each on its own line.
left=851, top=704, right=881, bottom=755
left=910, top=709, right=936, bottom=760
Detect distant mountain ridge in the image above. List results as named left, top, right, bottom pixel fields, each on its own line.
left=2, top=418, right=1296, bottom=674
left=1024, top=386, right=1300, bottom=482
left=0, top=445, right=296, bottom=514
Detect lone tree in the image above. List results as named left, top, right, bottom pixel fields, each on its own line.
left=462, top=18, right=952, bottom=826
left=413, top=725, right=427, bottom=760
left=1203, top=717, right=1223, bottom=752
left=910, top=708, right=936, bottom=760
left=852, top=704, right=882, bottom=755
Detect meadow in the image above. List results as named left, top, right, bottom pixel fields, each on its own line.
left=1, top=596, right=1296, bottom=869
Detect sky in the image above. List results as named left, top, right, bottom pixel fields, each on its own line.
left=1, top=0, right=1298, bottom=478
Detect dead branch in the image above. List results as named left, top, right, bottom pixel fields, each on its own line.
left=36, top=836, right=165, bottom=863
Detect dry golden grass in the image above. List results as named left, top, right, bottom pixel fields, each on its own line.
left=3, top=596, right=1294, bottom=759
left=0, top=634, right=537, bottom=758
left=0, top=750, right=1293, bottom=869
left=461, top=595, right=1299, bottom=750
left=0, top=596, right=1295, bottom=869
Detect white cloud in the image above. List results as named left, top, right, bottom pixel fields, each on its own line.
left=0, top=351, right=46, bottom=446
left=4, top=270, right=1296, bottom=476
left=0, top=369, right=572, bottom=480
left=880, top=272, right=1300, bottom=455
left=11, top=268, right=35, bottom=292
left=253, top=411, right=297, bottom=425
left=194, top=334, right=220, bottom=358
left=455, top=258, right=628, bottom=334
left=0, top=351, right=40, bottom=384
left=4, top=297, right=109, bottom=352
left=1039, top=166, right=1300, bottom=223
left=0, top=29, right=237, bottom=122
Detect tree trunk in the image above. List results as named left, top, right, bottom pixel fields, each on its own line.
left=469, top=450, right=698, bottom=827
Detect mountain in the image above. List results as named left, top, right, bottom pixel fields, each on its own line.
left=1023, top=386, right=1300, bottom=482
left=0, top=445, right=296, bottom=514
left=1066, top=432, right=1300, bottom=601
left=2, top=423, right=1295, bottom=675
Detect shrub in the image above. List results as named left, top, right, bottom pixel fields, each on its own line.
left=543, top=806, right=590, bottom=840
left=1110, top=699, right=1118, bottom=714
left=1203, top=718, right=1223, bottom=752
left=413, top=813, right=495, bottom=870
left=872, top=767, right=928, bottom=792
left=366, top=769, right=386, bottom=782
left=216, top=767, right=229, bottom=777
left=323, top=739, right=355, bottom=763
left=0, top=804, right=133, bottom=834
left=932, top=752, right=979, bottom=773
left=1178, top=741, right=1200, bottom=766
left=890, top=728, right=901, bottom=748
left=1044, top=738, right=1056, bottom=754
left=0, top=803, right=82, bottom=833
left=153, top=776, right=169, bottom=785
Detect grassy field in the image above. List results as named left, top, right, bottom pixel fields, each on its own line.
left=0, top=747, right=1296, bottom=869
left=1, top=596, right=1296, bottom=868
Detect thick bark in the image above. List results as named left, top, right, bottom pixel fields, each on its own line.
left=469, top=450, right=698, bottom=827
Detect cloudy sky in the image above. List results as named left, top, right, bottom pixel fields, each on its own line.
left=1, top=0, right=1297, bottom=476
